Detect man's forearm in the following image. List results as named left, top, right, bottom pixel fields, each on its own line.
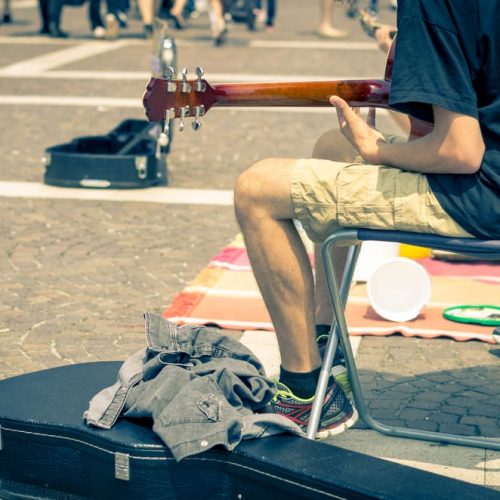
left=376, top=122, right=483, bottom=175
left=330, top=97, right=484, bottom=175
left=376, top=133, right=459, bottom=174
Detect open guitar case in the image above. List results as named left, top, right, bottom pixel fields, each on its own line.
left=0, top=362, right=496, bottom=499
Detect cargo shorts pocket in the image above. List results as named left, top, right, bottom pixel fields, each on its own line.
left=337, top=164, right=396, bottom=229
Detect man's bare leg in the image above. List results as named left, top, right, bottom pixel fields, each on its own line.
left=235, top=154, right=358, bottom=436
left=234, top=158, right=320, bottom=373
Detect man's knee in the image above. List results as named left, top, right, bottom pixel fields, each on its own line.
left=312, top=129, right=358, bottom=162
left=234, top=159, right=272, bottom=220
left=235, top=157, right=297, bottom=224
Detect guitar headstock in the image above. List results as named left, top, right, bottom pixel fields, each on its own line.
left=143, top=66, right=217, bottom=131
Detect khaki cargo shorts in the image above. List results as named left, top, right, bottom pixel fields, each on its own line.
left=291, top=143, right=470, bottom=243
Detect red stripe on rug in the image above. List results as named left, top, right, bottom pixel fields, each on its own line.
left=418, top=257, right=500, bottom=279
left=164, top=294, right=495, bottom=343
left=163, top=239, right=499, bottom=342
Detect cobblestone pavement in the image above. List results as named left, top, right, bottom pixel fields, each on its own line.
left=1, top=0, right=499, bottom=491
left=356, top=336, right=500, bottom=438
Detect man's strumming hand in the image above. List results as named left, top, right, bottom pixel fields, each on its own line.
left=330, top=95, right=386, bottom=164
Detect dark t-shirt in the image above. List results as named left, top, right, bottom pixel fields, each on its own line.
left=388, top=0, right=500, bottom=239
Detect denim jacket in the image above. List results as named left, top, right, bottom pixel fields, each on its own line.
left=85, top=313, right=302, bottom=460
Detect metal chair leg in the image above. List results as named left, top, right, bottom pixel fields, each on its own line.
left=316, top=229, right=500, bottom=451
left=306, top=231, right=361, bottom=439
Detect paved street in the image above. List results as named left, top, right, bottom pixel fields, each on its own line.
left=1, top=0, right=500, bottom=492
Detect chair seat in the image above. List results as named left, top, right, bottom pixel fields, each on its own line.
left=356, top=229, right=500, bottom=259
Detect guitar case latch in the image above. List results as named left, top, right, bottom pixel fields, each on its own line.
left=115, top=452, right=130, bottom=481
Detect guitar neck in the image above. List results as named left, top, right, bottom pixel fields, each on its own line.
left=210, top=79, right=391, bottom=109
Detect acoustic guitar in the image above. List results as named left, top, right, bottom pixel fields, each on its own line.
left=142, top=38, right=432, bottom=140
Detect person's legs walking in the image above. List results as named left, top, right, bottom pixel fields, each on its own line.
left=88, top=0, right=106, bottom=37
left=48, top=0, right=67, bottom=37
left=210, top=0, right=227, bottom=45
left=138, top=0, right=157, bottom=37
left=3, top=0, right=12, bottom=22
left=38, top=0, right=50, bottom=33
left=317, top=0, right=349, bottom=39
left=104, top=0, right=122, bottom=39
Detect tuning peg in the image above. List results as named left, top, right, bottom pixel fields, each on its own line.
left=165, top=66, right=176, bottom=92
left=180, top=67, right=191, bottom=93
left=165, top=66, right=176, bottom=79
left=159, top=109, right=174, bottom=143
left=194, top=66, right=206, bottom=92
left=164, top=108, right=175, bottom=121
left=158, top=132, right=169, bottom=146
left=192, top=105, right=205, bottom=131
left=179, top=105, right=190, bottom=131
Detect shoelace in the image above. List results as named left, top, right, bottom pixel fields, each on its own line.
left=271, top=379, right=289, bottom=402
left=271, top=380, right=316, bottom=403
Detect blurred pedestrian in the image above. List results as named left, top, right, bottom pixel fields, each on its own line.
left=137, top=0, right=157, bottom=37
left=88, top=0, right=125, bottom=38
left=368, top=0, right=377, bottom=16
left=209, top=0, right=226, bottom=45
left=38, top=0, right=50, bottom=33
left=317, top=0, right=349, bottom=39
left=168, top=0, right=226, bottom=45
left=168, top=0, right=187, bottom=28
left=255, top=0, right=277, bottom=32
left=2, top=0, right=12, bottom=23
left=88, top=0, right=106, bottom=37
left=37, top=0, right=68, bottom=37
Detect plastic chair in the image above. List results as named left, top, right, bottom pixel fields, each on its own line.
left=306, top=228, right=500, bottom=450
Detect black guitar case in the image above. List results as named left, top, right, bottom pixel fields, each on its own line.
left=0, top=362, right=494, bottom=499
left=44, top=120, right=170, bottom=189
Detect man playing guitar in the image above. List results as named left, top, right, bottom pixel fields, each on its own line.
left=233, top=0, right=499, bottom=437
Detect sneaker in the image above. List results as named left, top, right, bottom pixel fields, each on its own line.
left=270, top=380, right=358, bottom=439
left=105, top=13, right=119, bottom=40
left=316, top=327, right=352, bottom=398
left=93, top=26, right=106, bottom=39
left=117, top=11, right=128, bottom=28
left=143, top=23, right=154, bottom=39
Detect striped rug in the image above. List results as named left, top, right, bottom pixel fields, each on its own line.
left=163, top=235, right=500, bottom=344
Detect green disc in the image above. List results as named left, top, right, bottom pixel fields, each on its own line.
left=443, top=305, right=500, bottom=326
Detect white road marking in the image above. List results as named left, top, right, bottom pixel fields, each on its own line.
left=0, top=181, right=234, bottom=205
left=0, top=40, right=130, bottom=76
left=0, top=36, right=77, bottom=44
left=8, top=0, right=37, bottom=8
left=0, top=69, right=374, bottom=82
left=0, top=36, right=378, bottom=51
left=0, top=95, right=140, bottom=107
left=249, top=40, right=377, bottom=51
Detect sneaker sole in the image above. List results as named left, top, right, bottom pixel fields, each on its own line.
left=315, top=407, right=359, bottom=440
